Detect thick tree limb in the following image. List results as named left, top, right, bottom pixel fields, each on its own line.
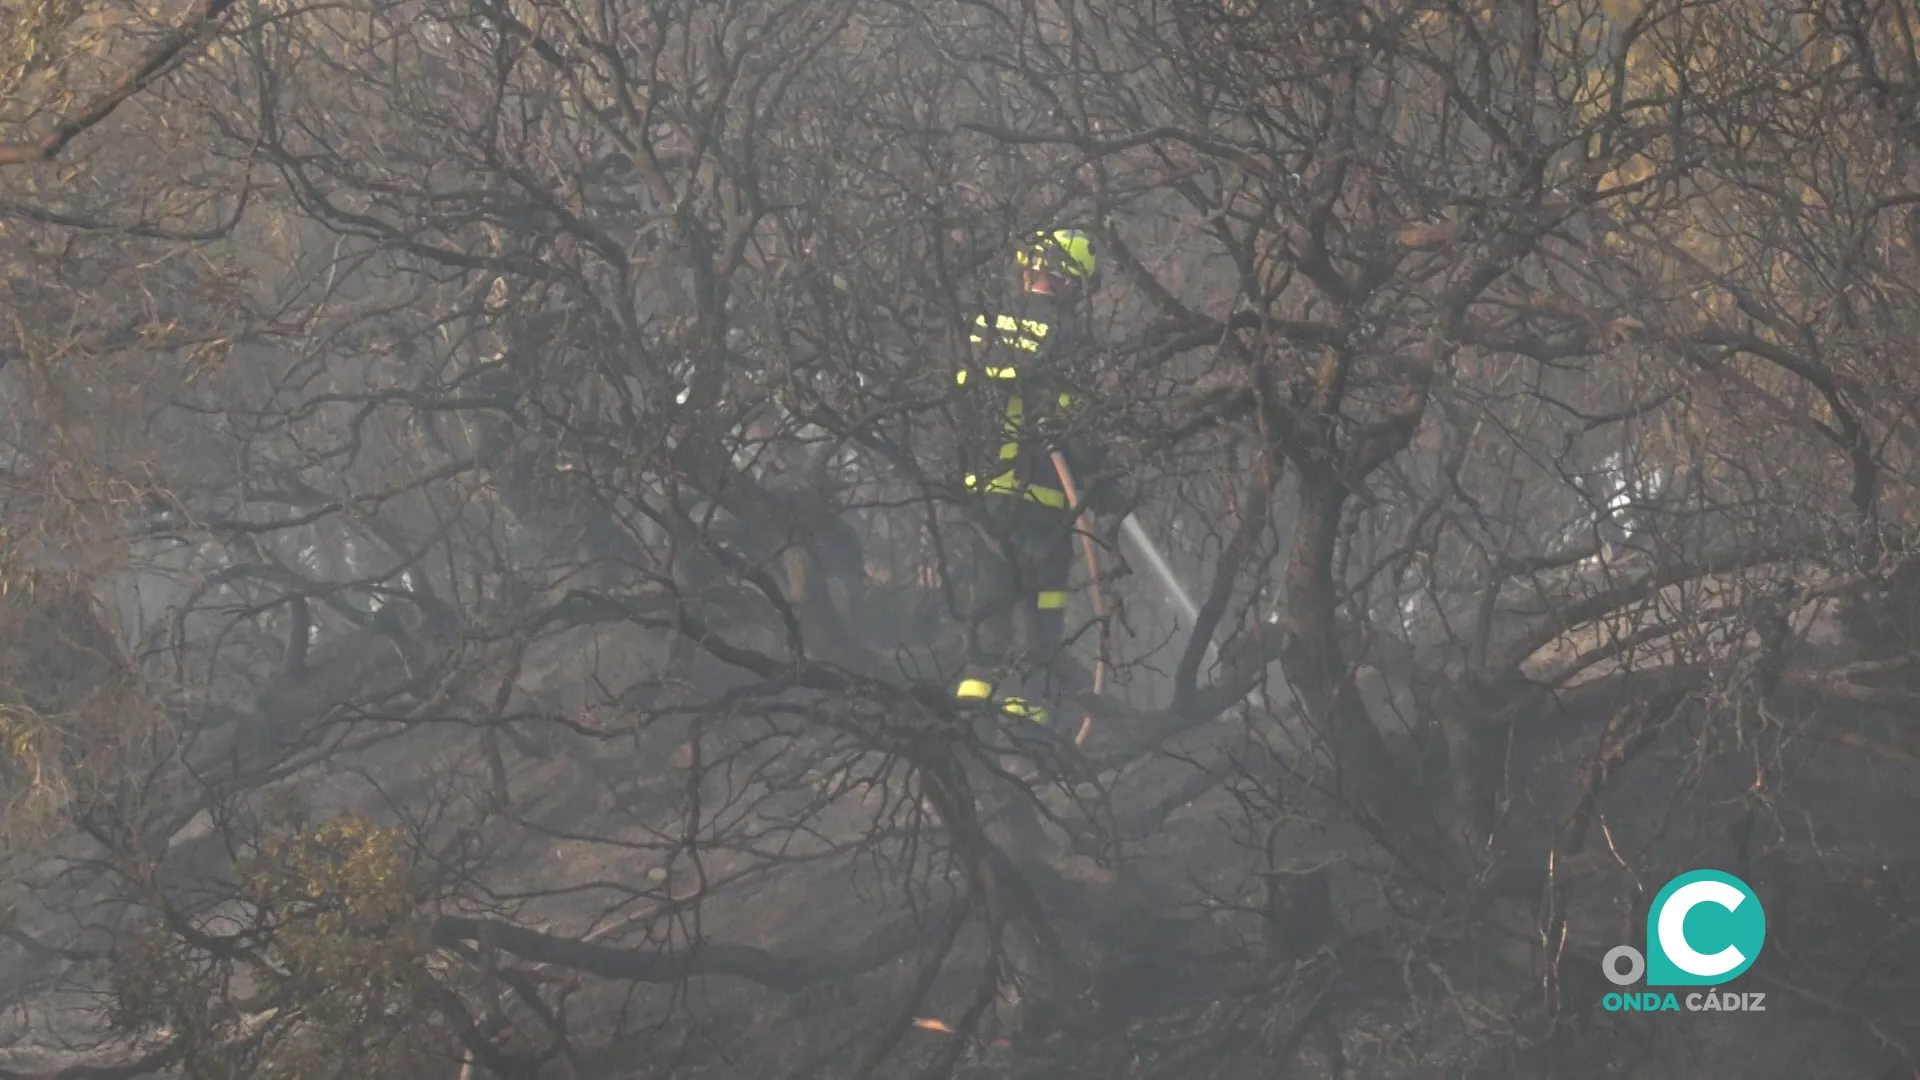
left=0, top=1039, right=184, bottom=1079
left=428, top=898, right=966, bottom=993
left=0, top=0, right=238, bottom=167
left=1554, top=682, right=1696, bottom=855
left=1488, top=536, right=1817, bottom=676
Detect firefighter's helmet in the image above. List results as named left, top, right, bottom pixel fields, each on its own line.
left=1017, top=229, right=1096, bottom=280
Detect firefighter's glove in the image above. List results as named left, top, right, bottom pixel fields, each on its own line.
left=1076, top=469, right=1134, bottom=519
left=1034, top=411, right=1071, bottom=445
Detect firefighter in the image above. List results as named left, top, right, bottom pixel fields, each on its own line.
left=951, top=227, right=1120, bottom=753
left=946, top=229, right=1124, bottom=1043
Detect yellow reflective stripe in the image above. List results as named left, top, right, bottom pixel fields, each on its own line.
left=984, top=315, right=1048, bottom=338
left=969, top=338, right=1038, bottom=352
left=999, top=443, right=1020, bottom=461
left=956, top=366, right=1021, bottom=384
left=956, top=679, right=995, bottom=700
left=972, top=314, right=1047, bottom=352
left=966, top=471, right=1068, bottom=508
left=983, top=474, right=1067, bottom=507
left=1025, top=486, right=1068, bottom=509
left=1036, top=590, right=1068, bottom=610
left=970, top=334, right=1039, bottom=352
left=1001, top=698, right=1049, bottom=724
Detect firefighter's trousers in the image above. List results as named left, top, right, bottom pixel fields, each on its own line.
left=950, top=494, right=1084, bottom=866
left=953, top=494, right=1078, bottom=718
left=947, top=494, right=1092, bottom=1038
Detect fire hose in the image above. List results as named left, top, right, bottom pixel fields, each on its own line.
left=1049, top=451, right=1106, bottom=747
left=1052, top=454, right=1255, bottom=731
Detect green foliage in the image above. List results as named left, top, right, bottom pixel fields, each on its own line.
left=109, top=805, right=447, bottom=1078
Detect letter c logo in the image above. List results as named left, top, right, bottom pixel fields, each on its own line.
left=1658, top=879, right=1748, bottom=977
left=1645, top=870, right=1766, bottom=986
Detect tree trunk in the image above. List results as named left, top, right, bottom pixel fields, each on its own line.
left=1279, top=471, right=1459, bottom=886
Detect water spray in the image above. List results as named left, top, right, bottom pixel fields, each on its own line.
left=1119, top=513, right=1271, bottom=712
left=1120, top=514, right=1199, bottom=625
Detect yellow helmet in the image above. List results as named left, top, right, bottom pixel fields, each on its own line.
left=1016, top=228, right=1096, bottom=279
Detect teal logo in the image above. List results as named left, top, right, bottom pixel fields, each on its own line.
left=1645, top=870, right=1765, bottom=985
left=1603, top=869, right=1766, bottom=989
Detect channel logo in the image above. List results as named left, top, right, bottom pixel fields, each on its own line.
left=1601, top=869, right=1768, bottom=1013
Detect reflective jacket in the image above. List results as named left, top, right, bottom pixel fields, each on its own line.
left=956, top=295, right=1092, bottom=510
